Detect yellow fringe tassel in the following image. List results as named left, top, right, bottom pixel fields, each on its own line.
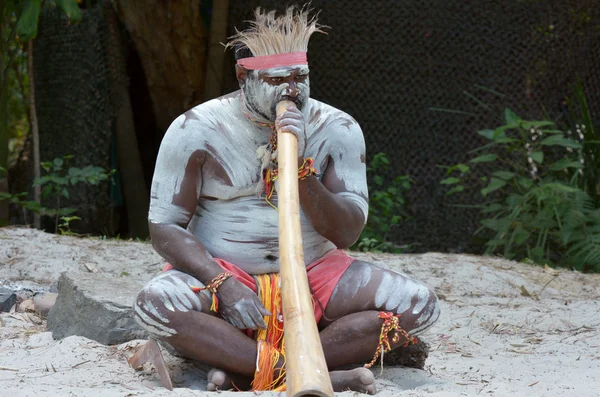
left=251, top=274, right=286, bottom=391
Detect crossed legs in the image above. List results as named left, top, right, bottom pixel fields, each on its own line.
left=133, top=260, right=440, bottom=393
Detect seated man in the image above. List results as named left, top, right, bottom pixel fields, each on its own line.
left=134, top=5, right=440, bottom=395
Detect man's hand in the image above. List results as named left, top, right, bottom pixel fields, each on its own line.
left=275, top=103, right=307, bottom=167
left=217, top=277, right=271, bottom=330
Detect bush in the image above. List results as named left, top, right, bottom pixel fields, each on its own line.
left=352, top=153, right=413, bottom=253
left=442, top=105, right=600, bottom=272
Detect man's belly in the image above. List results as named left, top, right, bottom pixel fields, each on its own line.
left=187, top=196, right=336, bottom=274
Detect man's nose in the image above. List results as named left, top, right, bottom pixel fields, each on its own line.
left=285, top=81, right=298, bottom=97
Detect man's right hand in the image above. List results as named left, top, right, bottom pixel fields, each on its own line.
left=217, top=278, right=271, bottom=330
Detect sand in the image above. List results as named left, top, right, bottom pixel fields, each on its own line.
left=1, top=226, right=599, bottom=397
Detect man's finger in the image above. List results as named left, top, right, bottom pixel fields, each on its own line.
left=249, top=305, right=267, bottom=329
left=239, top=310, right=258, bottom=330
left=255, top=300, right=271, bottom=317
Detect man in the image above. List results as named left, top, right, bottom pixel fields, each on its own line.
left=134, top=6, right=440, bottom=394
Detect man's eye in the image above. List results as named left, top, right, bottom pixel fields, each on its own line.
left=270, top=77, right=283, bottom=83
left=296, top=74, right=308, bottom=80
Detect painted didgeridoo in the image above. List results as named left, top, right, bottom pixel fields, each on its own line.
left=275, top=100, right=334, bottom=397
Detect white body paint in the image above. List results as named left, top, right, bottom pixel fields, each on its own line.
left=149, top=91, right=368, bottom=274
left=134, top=270, right=210, bottom=337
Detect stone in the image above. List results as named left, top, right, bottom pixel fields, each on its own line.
left=382, top=339, right=430, bottom=369
left=33, top=292, right=58, bottom=318
left=48, top=272, right=149, bottom=345
left=359, top=339, right=430, bottom=370
left=0, top=286, right=17, bottom=312
left=16, top=298, right=35, bottom=313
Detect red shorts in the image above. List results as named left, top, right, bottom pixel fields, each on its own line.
left=163, top=249, right=354, bottom=323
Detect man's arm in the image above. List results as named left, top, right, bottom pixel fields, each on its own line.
left=148, top=115, right=269, bottom=329
left=297, top=118, right=368, bottom=249
left=148, top=116, right=222, bottom=285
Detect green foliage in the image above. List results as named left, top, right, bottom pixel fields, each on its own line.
left=442, top=96, right=600, bottom=272
left=16, top=0, right=82, bottom=41
left=0, top=156, right=114, bottom=233
left=352, top=153, right=412, bottom=253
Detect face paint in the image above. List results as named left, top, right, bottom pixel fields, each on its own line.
left=242, top=66, right=310, bottom=122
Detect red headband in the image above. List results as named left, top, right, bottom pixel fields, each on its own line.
left=237, top=52, right=308, bottom=70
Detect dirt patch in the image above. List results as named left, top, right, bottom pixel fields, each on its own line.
left=1, top=226, right=599, bottom=396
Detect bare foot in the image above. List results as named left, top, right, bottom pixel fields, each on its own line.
left=330, top=367, right=376, bottom=395
left=206, top=368, right=250, bottom=391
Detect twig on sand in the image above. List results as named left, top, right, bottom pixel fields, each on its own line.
left=0, top=366, right=19, bottom=371
left=539, top=273, right=560, bottom=296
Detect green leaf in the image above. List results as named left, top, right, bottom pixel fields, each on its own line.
left=441, top=177, right=461, bottom=185
left=542, top=183, right=578, bottom=193
left=446, top=163, right=470, bottom=175
left=492, top=171, right=515, bottom=180
left=480, top=217, right=511, bottom=232
left=530, top=151, right=544, bottom=164
left=446, top=185, right=465, bottom=195
left=549, top=159, right=583, bottom=171
left=517, top=177, right=533, bottom=189
left=32, top=176, right=51, bottom=186
left=16, top=0, right=43, bottom=41
left=481, top=203, right=504, bottom=213
left=477, top=129, right=495, bottom=140
left=513, top=227, right=530, bottom=245
left=481, top=177, right=506, bottom=196
left=470, top=154, right=497, bottom=163
left=521, top=121, right=555, bottom=129
left=54, top=0, right=82, bottom=23
left=504, top=108, right=520, bottom=125
left=540, top=135, right=583, bottom=148
left=374, top=175, right=384, bottom=186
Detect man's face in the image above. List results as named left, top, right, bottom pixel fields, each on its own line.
left=242, top=65, right=310, bottom=121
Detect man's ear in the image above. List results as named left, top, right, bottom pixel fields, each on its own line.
left=235, top=65, right=248, bottom=87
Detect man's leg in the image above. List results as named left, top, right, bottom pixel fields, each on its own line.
left=318, top=260, right=441, bottom=369
left=134, top=270, right=376, bottom=393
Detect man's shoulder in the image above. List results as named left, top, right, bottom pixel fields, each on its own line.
left=306, top=98, right=362, bottom=138
left=177, top=90, right=241, bottom=125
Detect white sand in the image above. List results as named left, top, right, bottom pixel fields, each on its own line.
left=1, top=226, right=599, bottom=396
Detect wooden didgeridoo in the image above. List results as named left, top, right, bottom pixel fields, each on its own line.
left=275, top=100, right=335, bottom=397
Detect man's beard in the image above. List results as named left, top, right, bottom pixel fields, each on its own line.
left=242, top=75, right=310, bottom=122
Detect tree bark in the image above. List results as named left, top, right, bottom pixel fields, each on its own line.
left=0, top=0, right=10, bottom=226
left=103, top=0, right=149, bottom=238
left=28, top=39, right=41, bottom=229
left=203, top=0, right=229, bottom=102
left=111, top=0, right=208, bottom=133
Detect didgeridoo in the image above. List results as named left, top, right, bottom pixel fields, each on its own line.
left=275, top=100, right=335, bottom=397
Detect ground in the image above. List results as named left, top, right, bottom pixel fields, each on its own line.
left=1, top=226, right=599, bottom=397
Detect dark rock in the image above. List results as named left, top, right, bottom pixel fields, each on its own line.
left=0, top=287, right=17, bottom=312
left=48, top=272, right=149, bottom=345
left=382, top=339, right=430, bottom=369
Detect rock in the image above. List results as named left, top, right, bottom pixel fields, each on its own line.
left=359, top=338, right=430, bottom=370
left=33, top=292, right=58, bottom=318
left=16, top=298, right=35, bottom=313
left=48, top=272, right=149, bottom=345
left=27, top=312, right=43, bottom=325
left=382, top=339, right=430, bottom=369
left=0, top=286, right=17, bottom=312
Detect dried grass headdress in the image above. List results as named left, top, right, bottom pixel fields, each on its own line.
left=224, top=5, right=326, bottom=62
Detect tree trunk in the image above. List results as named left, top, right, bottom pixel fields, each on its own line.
left=203, top=0, right=229, bottom=102
left=103, top=0, right=149, bottom=238
left=0, top=0, right=10, bottom=226
left=28, top=39, right=41, bottom=229
left=111, top=0, right=208, bottom=133
left=0, top=59, right=8, bottom=227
